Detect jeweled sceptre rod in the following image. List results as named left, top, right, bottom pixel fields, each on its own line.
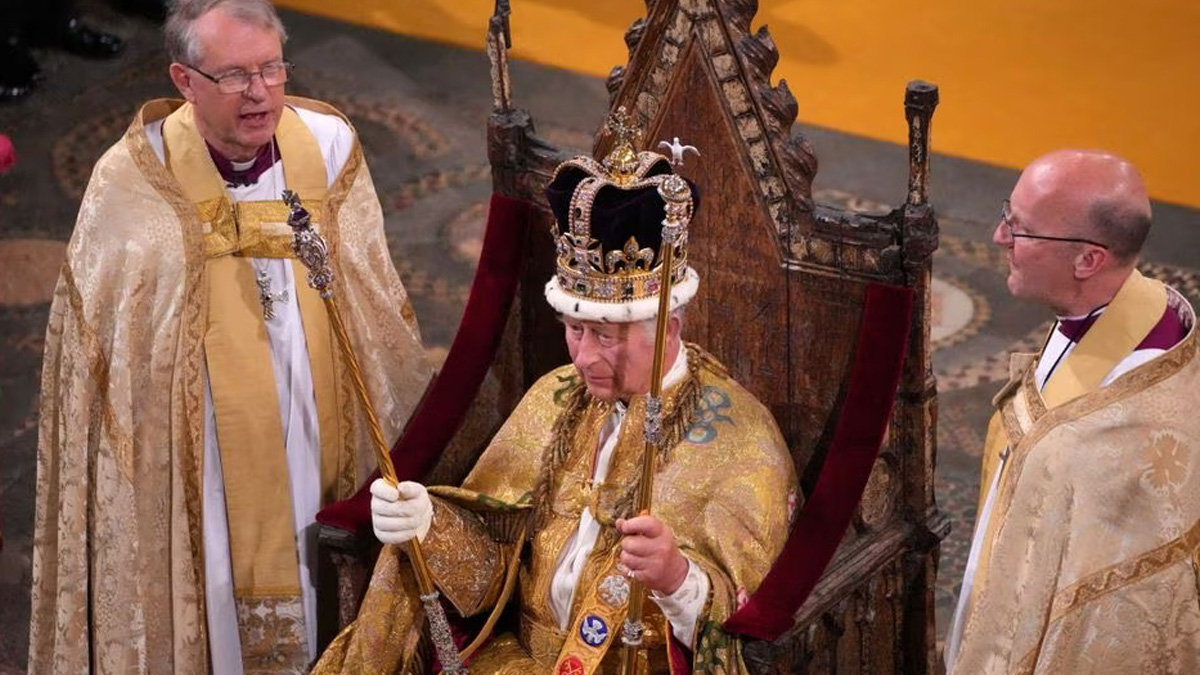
left=283, top=190, right=467, bottom=674
left=619, top=140, right=697, bottom=675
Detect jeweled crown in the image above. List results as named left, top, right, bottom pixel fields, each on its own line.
left=543, top=107, right=699, bottom=322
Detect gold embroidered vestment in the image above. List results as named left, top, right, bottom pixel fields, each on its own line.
left=314, top=347, right=797, bottom=674
left=953, top=280, right=1200, bottom=674
left=30, top=98, right=432, bottom=674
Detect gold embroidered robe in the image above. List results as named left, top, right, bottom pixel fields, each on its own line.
left=30, top=98, right=432, bottom=674
left=952, top=286, right=1200, bottom=674
left=314, top=347, right=797, bottom=674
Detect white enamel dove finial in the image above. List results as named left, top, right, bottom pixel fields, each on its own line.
left=658, top=137, right=699, bottom=167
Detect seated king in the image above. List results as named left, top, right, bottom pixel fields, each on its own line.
left=313, top=112, right=799, bottom=675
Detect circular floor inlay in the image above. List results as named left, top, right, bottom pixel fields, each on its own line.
left=445, top=201, right=488, bottom=264
left=0, top=239, right=66, bottom=306
left=931, top=276, right=977, bottom=345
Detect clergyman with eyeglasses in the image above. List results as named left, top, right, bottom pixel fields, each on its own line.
left=28, top=0, right=432, bottom=672
left=945, top=149, right=1200, bottom=674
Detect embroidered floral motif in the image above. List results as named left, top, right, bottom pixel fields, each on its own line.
left=235, top=595, right=309, bottom=672
left=553, top=373, right=582, bottom=406
left=1139, top=432, right=1190, bottom=493
left=694, top=620, right=731, bottom=672
left=685, top=386, right=734, bottom=444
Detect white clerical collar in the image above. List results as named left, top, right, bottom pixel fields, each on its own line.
left=615, top=346, right=689, bottom=413
left=662, top=345, right=689, bottom=390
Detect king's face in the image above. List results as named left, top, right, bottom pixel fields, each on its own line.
left=563, top=318, right=657, bottom=402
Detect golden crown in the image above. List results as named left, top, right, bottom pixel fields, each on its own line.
left=545, top=107, right=697, bottom=317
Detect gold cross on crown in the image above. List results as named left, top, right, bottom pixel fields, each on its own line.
left=602, top=106, right=642, bottom=185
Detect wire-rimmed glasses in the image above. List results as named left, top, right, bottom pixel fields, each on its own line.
left=1000, top=199, right=1109, bottom=249
left=185, top=61, right=293, bottom=95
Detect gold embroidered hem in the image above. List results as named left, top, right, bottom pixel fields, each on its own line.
left=314, top=347, right=797, bottom=674
left=30, top=97, right=431, bottom=674
left=953, top=286, right=1200, bottom=674
left=1047, top=516, right=1200, bottom=625
left=237, top=595, right=310, bottom=671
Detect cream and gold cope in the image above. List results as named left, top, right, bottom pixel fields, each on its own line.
left=30, top=98, right=431, bottom=673
left=314, top=347, right=798, bottom=674
left=953, top=273, right=1200, bottom=674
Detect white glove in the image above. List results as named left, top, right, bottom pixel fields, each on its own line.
left=370, top=479, right=432, bottom=545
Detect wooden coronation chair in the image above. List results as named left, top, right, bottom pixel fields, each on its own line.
left=317, top=1, right=948, bottom=672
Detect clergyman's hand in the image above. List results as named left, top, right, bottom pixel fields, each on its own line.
left=616, top=515, right=689, bottom=595
left=370, top=479, right=432, bottom=545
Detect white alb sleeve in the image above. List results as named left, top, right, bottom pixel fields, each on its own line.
left=648, top=558, right=709, bottom=647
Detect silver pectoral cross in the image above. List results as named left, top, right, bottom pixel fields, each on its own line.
left=256, top=270, right=290, bottom=320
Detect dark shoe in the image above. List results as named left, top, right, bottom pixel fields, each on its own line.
left=55, top=18, right=124, bottom=58
left=0, top=38, right=40, bottom=102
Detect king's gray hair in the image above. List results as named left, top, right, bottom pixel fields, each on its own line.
left=638, top=306, right=686, bottom=341
left=165, top=0, right=288, bottom=65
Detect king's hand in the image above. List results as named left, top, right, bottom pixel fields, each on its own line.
left=616, top=514, right=689, bottom=595
left=370, top=479, right=433, bottom=545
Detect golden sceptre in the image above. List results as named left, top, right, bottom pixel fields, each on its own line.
left=618, top=138, right=698, bottom=675
left=283, top=190, right=467, bottom=674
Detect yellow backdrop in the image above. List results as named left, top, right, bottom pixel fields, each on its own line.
left=277, top=0, right=1200, bottom=208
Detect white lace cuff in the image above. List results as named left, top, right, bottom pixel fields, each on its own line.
left=649, top=558, right=709, bottom=647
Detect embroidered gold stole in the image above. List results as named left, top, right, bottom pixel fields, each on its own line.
left=161, top=103, right=344, bottom=638
left=953, top=280, right=1200, bottom=674
left=534, top=393, right=676, bottom=675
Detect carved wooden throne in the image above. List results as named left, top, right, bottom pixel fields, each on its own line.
left=482, top=1, right=947, bottom=672
left=318, top=1, right=948, bottom=672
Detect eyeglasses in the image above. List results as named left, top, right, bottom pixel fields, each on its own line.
left=185, top=61, right=293, bottom=94
left=1000, top=199, right=1109, bottom=249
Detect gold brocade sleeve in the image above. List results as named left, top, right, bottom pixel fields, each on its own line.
left=312, top=373, right=567, bottom=674
left=419, top=497, right=506, bottom=616
left=458, top=366, right=574, bottom=501
left=420, top=368, right=569, bottom=617
left=953, top=322, right=1200, bottom=675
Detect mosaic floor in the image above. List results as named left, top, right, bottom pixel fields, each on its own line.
left=1, top=6, right=1198, bottom=672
